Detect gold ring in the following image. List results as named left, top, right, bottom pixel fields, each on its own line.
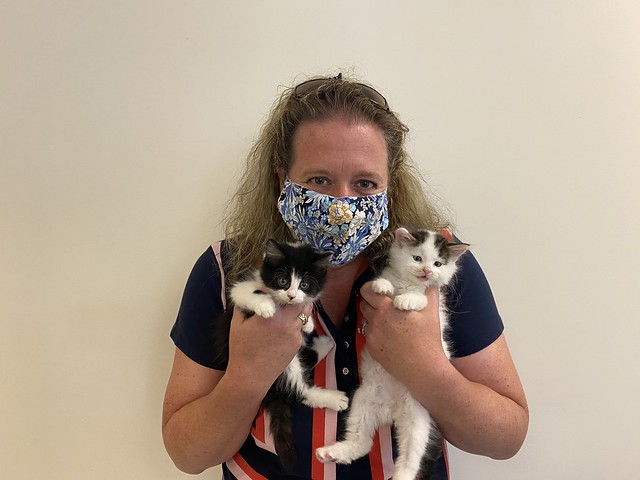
left=298, top=313, right=308, bottom=326
left=357, top=320, right=368, bottom=336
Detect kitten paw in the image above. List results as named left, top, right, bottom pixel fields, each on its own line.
left=315, top=443, right=355, bottom=464
left=323, top=390, right=350, bottom=411
left=371, top=278, right=394, bottom=296
left=315, top=446, right=337, bottom=463
left=254, top=298, right=277, bottom=318
left=393, top=293, right=428, bottom=311
left=305, top=389, right=349, bottom=411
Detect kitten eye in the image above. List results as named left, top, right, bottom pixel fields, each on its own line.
left=299, top=280, right=310, bottom=290
left=276, top=277, right=289, bottom=287
left=433, top=261, right=442, bottom=267
left=412, top=255, right=423, bottom=262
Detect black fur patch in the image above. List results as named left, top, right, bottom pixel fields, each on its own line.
left=409, top=229, right=457, bottom=264
left=261, top=240, right=332, bottom=297
left=417, top=421, right=443, bottom=479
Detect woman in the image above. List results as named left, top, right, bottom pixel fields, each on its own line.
left=162, top=74, right=528, bottom=479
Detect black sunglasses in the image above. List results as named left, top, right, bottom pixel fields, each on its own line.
left=293, top=73, right=389, bottom=111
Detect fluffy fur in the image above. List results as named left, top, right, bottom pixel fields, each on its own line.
left=217, top=239, right=350, bottom=469
left=316, top=228, right=469, bottom=480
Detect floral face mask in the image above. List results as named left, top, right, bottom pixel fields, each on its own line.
left=277, top=178, right=389, bottom=266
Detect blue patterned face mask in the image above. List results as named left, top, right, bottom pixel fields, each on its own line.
left=277, top=178, right=389, bottom=266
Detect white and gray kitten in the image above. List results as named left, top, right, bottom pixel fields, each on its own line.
left=221, top=239, right=349, bottom=468
left=316, top=228, right=469, bottom=480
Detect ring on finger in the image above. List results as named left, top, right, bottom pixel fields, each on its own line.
left=357, top=320, right=368, bottom=336
left=297, top=313, right=308, bottom=326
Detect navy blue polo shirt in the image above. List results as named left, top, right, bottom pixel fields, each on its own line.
left=170, top=242, right=504, bottom=480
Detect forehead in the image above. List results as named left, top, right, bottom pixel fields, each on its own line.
left=290, top=118, right=389, bottom=175
left=408, top=231, right=449, bottom=254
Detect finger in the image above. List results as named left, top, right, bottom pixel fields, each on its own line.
left=281, top=302, right=313, bottom=322
left=425, top=287, right=440, bottom=312
left=231, top=306, right=248, bottom=323
left=359, top=281, right=388, bottom=307
left=303, top=302, right=314, bottom=317
left=360, top=298, right=373, bottom=320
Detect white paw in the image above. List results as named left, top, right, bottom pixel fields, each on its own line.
left=322, top=390, right=350, bottom=411
left=306, top=389, right=349, bottom=411
left=315, top=446, right=337, bottom=463
left=315, top=443, right=355, bottom=464
left=393, top=293, right=428, bottom=311
left=329, top=391, right=350, bottom=411
left=254, top=298, right=276, bottom=318
left=371, top=278, right=394, bottom=296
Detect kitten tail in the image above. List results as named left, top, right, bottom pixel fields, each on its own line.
left=267, top=399, right=296, bottom=469
left=263, top=379, right=297, bottom=469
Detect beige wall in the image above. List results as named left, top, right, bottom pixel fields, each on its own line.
left=2, top=1, right=639, bottom=479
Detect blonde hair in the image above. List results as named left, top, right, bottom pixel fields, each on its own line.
left=223, top=74, right=449, bottom=281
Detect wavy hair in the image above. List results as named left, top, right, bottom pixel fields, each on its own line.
left=223, top=74, right=449, bottom=281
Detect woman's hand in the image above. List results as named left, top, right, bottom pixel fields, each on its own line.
left=359, top=282, right=449, bottom=385
left=358, top=281, right=529, bottom=460
left=226, top=302, right=312, bottom=391
left=163, top=301, right=314, bottom=474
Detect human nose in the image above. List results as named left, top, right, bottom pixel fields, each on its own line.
left=328, top=182, right=355, bottom=198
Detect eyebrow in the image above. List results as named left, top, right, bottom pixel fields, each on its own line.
left=300, top=168, right=386, bottom=181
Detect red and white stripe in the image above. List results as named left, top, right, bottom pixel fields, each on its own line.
left=355, top=297, right=395, bottom=480
left=311, top=309, right=338, bottom=480
left=226, top=454, right=268, bottom=480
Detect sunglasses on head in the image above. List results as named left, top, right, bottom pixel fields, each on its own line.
left=293, top=73, right=390, bottom=112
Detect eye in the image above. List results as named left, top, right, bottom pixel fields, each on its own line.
left=299, top=280, right=310, bottom=290
left=433, top=261, right=442, bottom=268
left=309, top=176, right=329, bottom=186
left=276, top=277, right=289, bottom=288
left=356, top=179, right=377, bottom=190
left=412, top=255, right=422, bottom=262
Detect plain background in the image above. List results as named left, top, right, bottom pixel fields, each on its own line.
left=2, top=1, right=639, bottom=479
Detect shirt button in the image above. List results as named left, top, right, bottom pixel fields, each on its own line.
left=344, top=315, right=350, bottom=323
left=342, top=367, right=350, bottom=376
left=344, top=341, right=350, bottom=349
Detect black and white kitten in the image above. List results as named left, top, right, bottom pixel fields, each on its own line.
left=218, top=239, right=349, bottom=468
left=316, top=228, right=469, bottom=480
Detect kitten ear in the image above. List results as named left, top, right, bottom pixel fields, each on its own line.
left=394, top=227, right=415, bottom=247
left=448, top=243, right=470, bottom=262
left=316, top=251, right=333, bottom=268
left=264, top=239, right=285, bottom=262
